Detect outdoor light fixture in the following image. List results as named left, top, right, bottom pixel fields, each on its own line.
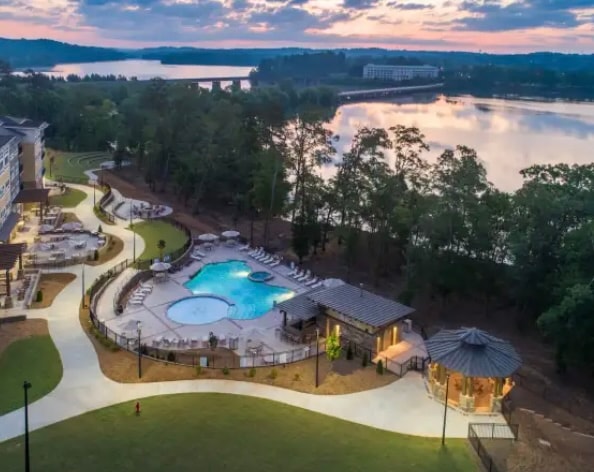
left=441, top=372, right=450, bottom=446
left=315, top=327, right=320, bottom=388
left=23, top=380, right=32, bottom=472
left=137, top=321, right=142, bottom=379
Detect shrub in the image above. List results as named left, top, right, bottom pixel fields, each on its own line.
left=293, top=373, right=301, bottom=381
left=166, top=351, right=176, bottom=362
left=93, top=249, right=99, bottom=261
left=376, top=359, right=384, bottom=375
left=35, top=290, right=43, bottom=303
left=195, top=365, right=203, bottom=376
left=346, top=343, right=353, bottom=360
left=362, top=352, right=368, bottom=368
left=98, top=225, right=103, bottom=233
left=267, top=369, right=278, bottom=380
left=222, top=366, right=230, bottom=375
left=248, top=367, right=256, bottom=378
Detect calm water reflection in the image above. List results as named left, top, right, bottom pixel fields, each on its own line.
left=328, top=95, right=594, bottom=191
left=35, top=59, right=253, bottom=85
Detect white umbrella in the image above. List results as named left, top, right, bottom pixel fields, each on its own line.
left=221, top=230, right=240, bottom=239
left=150, top=261, right=171, bottom=272
left=323, top=278, right=345, bottom=289
left=198, top=233, right=219, bottom=242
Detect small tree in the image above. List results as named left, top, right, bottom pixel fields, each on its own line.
left=326, top=333, right=341, bottom=368
left=97, top=224, right=103, bottom=234
left=376, top=359, right=384, bottom=375
left=157, top=239, right=166, bottom=260
left=208, top=332, right=218, bottom=351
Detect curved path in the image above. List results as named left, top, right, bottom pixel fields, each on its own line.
left=0, top=183, right=508, bottom=443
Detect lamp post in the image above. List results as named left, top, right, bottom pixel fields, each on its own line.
left=129, top=208, right=136, bottom=263
left=93, top=180, right=96, bottom=207
left=441, top=372, right=450, bottom=446
left=137, top=321, right=142, bottom=379
left=81, top=262, right=85, bottom=308
left=23, top=380, right=31, bottom=472
left=315, top=327, right=320, bottom=388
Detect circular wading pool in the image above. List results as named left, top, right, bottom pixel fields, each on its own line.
left=167, top=295, right=233, bottom=325
left=248, top=271, right=274, bottom=282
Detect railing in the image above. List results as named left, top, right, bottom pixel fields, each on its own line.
left=89, top=306, right=326, bottom=369
left=467, top=422, right=519, bottom=472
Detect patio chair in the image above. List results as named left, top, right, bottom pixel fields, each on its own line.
left=129, top=299, right=143, bottom=306
left=255, top=252, right=269, bottom=261
left=239, top=244, right=251, bottom=252
left=292, top=269, right=304, bottom=279
left=305, top=277, right=319, bottom=286
left=310, top=281, right=323, bottom=289
left=260, top=255, right=274, bottom=264
left=268, top=258, right=281, bottom=268
left=190, top=254, right=202, bottom=261
left=297, top=270, right=312, bottom=283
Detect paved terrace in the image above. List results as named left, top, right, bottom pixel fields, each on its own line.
left=0, top=182, right=510, bottom=443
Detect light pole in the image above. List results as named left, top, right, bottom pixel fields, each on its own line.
left=93, top=180, right=96, bottom=207
left=137, top=321, right=142, bottom=379
left=441, top=372, right=450, bottom=446
left=129, top=207, right=136, bottom=263
left=315, top=327, right=320, bottom=388
left=81, top=262, right=86, bottom=308
left=23, top=380, right=31, bottom=472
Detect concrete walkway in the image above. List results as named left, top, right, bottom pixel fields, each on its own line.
left=0, top=183, right=508, bottom=443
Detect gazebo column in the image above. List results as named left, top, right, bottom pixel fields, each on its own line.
left=490, top=377, right=505, bottom=413
left=431, top=364, right=448, bottom=401
left=459, top=376, right=476, bottom=412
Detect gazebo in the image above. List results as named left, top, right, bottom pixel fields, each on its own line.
left=425, top=327, right=521, bottom=413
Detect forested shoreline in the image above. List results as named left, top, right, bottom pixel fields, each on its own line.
left=1, top=68, right=593, bottom=377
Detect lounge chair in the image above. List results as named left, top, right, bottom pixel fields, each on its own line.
left=249, top=250, right=262, bottom=259
left=249, top=247, right=262, bottom=257
left=297, top=270, right=312, bottom=282
left=129, top=299, right=143, bottom=306
left=292, top=269, right=304, bottom=279
left=255, top=253, right=270, bottom=262
left=311, top=281, right=323, bottom=289
left=260, top=255, right=274, bottom=264
left=305, top=277, right=319, bottom=286
left=239, top=244, right=251, bottom=252
left=269, top=258, right=281, bottom=268
left=191, top=254, right=202, bottom=261
left=193, top=250, right=206, bottom=258
left=287, top=262, right=298, bottom=275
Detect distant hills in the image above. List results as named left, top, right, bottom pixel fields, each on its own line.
left=2, top=37, right=594, bottom=72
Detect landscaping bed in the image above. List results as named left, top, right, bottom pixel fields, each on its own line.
left=31, top=273, right=76, bottom=309
left=85, top=233, right=124, bottom=266
left=49, top=187, right=87, bottom=208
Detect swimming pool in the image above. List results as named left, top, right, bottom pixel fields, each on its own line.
left=181, top=260, right=294, bottom=322
left=168, top=295, right=232, bottom=325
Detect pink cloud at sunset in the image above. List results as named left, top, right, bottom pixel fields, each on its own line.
left=0, top=0, right=593, bottom=52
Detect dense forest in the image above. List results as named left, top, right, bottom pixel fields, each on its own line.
left=1, top=65, right=593, bottom=377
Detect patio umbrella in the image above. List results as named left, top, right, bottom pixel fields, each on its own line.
left=322, top=278, right=345, bottom=289
left=221, top=230, right=240, bottom=239
left=198, top=233, right=219, bottom=242
left=150, top=261, right=171, bottom=272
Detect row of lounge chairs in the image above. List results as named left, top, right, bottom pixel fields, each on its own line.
left=128, top=281, right=152, bottom=306
left=246, top=247, right=282, bottom=267
left=287, top=263, right=323, bottom=289
left=152, top=334, right=228, bottom=348
left=190, top=248, right=208, bottom=261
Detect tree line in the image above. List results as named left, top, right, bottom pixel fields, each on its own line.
left=1, top=67, right=592, bottom=376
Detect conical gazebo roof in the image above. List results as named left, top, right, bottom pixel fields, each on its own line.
left=425, top=327, right=521, bottom=378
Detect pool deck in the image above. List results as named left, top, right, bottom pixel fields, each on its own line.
left=96, top=246, right=308, bottom=355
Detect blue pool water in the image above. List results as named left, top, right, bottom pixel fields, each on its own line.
left=181, top=260, right=294, bottom=322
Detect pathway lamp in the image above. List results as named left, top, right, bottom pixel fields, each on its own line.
left=315, top=327, right=320, bottom=388
left=137, top=321, right=142, bottom=379
left=441, top=372, right=450, bottom=446
left=23, top=380, right=32, bottom=472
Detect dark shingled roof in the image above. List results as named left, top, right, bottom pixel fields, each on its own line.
left=276, top=287, right=324, bottom=320
left=425, top=327, right=522, bottom=378
left=0, top=243, right=25, bottom=270
left=13, top=188, right=50, bottom=204
left=307, top=284, right=415, bottom=328
left=0, top=116, right=48, bottom=129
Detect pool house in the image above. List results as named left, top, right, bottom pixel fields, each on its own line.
left=276, top=282, right=416, bottom=355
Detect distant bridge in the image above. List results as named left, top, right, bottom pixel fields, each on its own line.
left=338, top=83, right=444, bottom=101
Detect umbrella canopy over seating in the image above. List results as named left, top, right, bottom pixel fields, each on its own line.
left=150, top=261, right=171, bottom=272
left=198, top=233, right=219, bottom=242
left=425, top=327, right=521, bottom=378
left=221, top=230, right=240, bottom=239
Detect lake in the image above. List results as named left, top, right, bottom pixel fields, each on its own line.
left=329, top=95, right=594, bottom=191
left=30, top=59, right=253, bottom=86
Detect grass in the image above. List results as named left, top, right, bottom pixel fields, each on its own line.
left=130, top=220, right=188, bottom=261
left=45, top=149, right=111, bottom=182
left=0, top=336, right=62, bottom=416
left=48, top=188, right=87, bottom=208
left=0, top=394, right=475, bottom=472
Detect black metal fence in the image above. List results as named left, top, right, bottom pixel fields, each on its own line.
left=468, top=422, right=519, bottom=472
left=89, top=307, right=326, bottom=369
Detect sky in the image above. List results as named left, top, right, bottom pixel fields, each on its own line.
left=1, top=0, right=594, bottom=53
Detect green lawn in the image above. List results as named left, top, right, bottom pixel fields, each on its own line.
left=48, top=188, right=87, bottom=208
left=130, top=220, right=188, bottom=261
left=0, top=394, right=475, bottom=472
left=45, top=150, right=111, bottom=182
left=0, top=336, right=62, bottom=416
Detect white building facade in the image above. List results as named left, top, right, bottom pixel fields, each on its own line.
left=363, top=64, right=440, bottom=82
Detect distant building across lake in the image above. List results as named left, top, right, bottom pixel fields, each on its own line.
left=363, top=64, right=439, bottom=82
